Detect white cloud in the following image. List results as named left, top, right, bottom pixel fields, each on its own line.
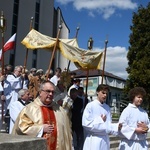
left=56, top=0, right=137, bottom=19
left=88, top=11, right=95, bottom=18
left=100, top=7, right=115, bottom=19
left=99, top=46, right=128, bottom=79
left=70, top=46, right=128, bottom=79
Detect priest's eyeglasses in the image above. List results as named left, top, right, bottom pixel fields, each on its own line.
left=42, top=89, right=55, bottom=95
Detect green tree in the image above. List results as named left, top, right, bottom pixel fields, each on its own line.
left=125, top=2, right=150, bottom=110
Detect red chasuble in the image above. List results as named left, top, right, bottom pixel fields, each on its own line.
left=41, top=106, right=57, bottom=150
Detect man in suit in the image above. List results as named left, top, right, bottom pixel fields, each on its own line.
left=70, top=88, right=84, bottom=150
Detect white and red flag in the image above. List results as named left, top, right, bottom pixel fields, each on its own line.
left=0, top=33, right=16, bottom=60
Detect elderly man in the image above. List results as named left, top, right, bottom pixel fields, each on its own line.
left=9, top=89, right=30, bottom=134
left=12, top=81, right=72, bottom=150
left=2, top=66, right=23, bottom=132
left=4, top=65, right=22, bottom=111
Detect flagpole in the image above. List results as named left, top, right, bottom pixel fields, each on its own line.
left=67, top=26, right=80, bottom=72
left=22, top=17, right=34, bottom=87
left=46, top=25, right=62, bottom=81
left=0, top=11, right=6, bottom=75
left=85, top=37, right=93, bottom=107
left=0, top=11, right=6, bottom=132
left=101, top=39, right=108, bottom=84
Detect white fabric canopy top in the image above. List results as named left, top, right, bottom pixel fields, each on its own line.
left=21, top=29, right=104, bottom=69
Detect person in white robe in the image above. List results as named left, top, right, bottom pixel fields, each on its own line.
left=0, top=77, right=4, bottom=129
left=50, top=67, right=61, bottom=86
left=82, top=84, right=120, bottom=150
left=9, top=89, right=30, bottom=134
left=3, top=66, right=22, bottom=112
left=119, top=87, right=150, bottom=150
left=0, top=66, right=7, bottom=130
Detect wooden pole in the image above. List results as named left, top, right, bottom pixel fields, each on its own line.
left=84, top=37, right=93, bottom=106
left=46, top=25, right=62, bottom=81
left=1, top=33, right=4, bottom=75
left=22, top=17, right=34, bottom=87
left=0, top=11, right=6, bottom=132
left=23, top=17, right=34, bottom=72
left=101, top=40, right=108, bottom=84
left=84, top=69, right=89, bottom=106
left=67, top=26, right=80, bottom=72
left=1, top=32, right=5, bottom=123
left=0, top=11, right=6, bottom=75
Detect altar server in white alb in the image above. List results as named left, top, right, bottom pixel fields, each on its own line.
left=119, top=87, right=150, bottom=150
left=9, top=89, right=30, bottom=134
left=4, top=66, right=22, bottom=111
left=82, top=84, right=120, bottom=150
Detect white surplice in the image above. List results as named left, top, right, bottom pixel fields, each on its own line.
left=4, top=74, right=22, bottom=111
left=50, top=75, right=59, bottom=86
left=119, top=103, right=150, bottom=150
left=9, top=100, right=26, bottom=134
left=82, top=99, right=118, bottom=150
left=0, top=82, right=3, bottom=92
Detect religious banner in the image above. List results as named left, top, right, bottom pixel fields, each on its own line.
left=21, top=29, right=78, bottom=50
left=59, top=41, right=103, bottom=69
left=21, top=29, right=104, bottom=69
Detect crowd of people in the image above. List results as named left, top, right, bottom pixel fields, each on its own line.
left=0, top=64, right=85, bottom=150
left=0, top=64, right=150, bottom=150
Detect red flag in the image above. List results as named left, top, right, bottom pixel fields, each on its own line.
left=0, top=33, right=16, bottom=59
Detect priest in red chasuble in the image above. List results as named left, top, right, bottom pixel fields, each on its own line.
left=12, top=81, right=72, bottom=150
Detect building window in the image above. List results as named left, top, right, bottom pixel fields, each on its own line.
left=34, top=1, right=40, bottom=30
left=10, top=0, right=19, bottom=65
left=32, top=0, right=40, bottom=68
left=12, top=0, right=19, bottom=33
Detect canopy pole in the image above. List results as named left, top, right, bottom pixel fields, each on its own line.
left=101, top=40, right=108, bottom=84
left=84, top=37, right=93, bottom=107
left=22, top=17, right=34, bottom=88
left=46, top=25, right=62, bottom=81
left=85, top=69, right=89, bottom=106
left=67, top=26, right=80, bottom=72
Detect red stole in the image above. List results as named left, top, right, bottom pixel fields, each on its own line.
left=41, top=106, right=57, bottom=150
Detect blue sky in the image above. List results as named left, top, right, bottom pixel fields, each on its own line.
left=54, top=0, right=149, bottom=79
